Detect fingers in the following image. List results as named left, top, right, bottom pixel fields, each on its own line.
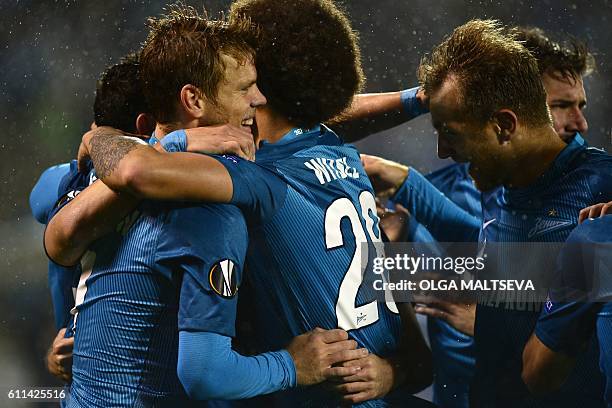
left=588, top=204, right=603, bottom=220
left=578, top=207, right=590, bottom=223
left=323, top=339, right=358, bottom=355
left=318, top=328, right=349, bottom=343
left=328, top=348, right=368, bottom=366
left=324, top=365, right=362, bottom=379
left=601, top=202, right=612, bottom=218
left=414, top=304, right=448, bottom=322
left=53, top=337, right=74, bottom=354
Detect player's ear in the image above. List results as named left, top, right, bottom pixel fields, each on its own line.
left=492, top=109, right=517, bottom=144
left=179, top=84, right=207, bottom=120
left=135, top=113, right=156, bottom=136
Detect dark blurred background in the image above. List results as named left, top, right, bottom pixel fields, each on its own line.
left=1, top=0, right=610, bottom=405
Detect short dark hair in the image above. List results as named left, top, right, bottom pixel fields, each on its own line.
left=418, top=19, right=550, bottom=127
left=229, top=0, right=364, bottom=128
left=141, top=3, right=257, bottom=123
left=515, top=26, right=595, bottom=81
left=94, top=52, right=147, bottom=133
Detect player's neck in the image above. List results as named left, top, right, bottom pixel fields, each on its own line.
left=505, top=126, right=567, bottom=188
left=255, top=107, right=296, bottom=144
left=154, top=121, right=187, bottom=139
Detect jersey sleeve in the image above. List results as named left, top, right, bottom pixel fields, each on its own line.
left=534, top=218, right=610, bottom=355
left=153, top=204, right=248, bottom=337
left=214, top=155, right=287, bottom=224
left=48, top=261, right=78, bottom=330
left=29, top=163, right=71, bottom=224
left=46, top=161, right=95, bottom=223
left=393, top=167, right=480, bottom=242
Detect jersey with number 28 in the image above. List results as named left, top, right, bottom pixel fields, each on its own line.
left=218, top=125, right=401, bottom=356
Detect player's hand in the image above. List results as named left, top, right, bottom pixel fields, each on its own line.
left=184, top=125, right=256, bottom=161
left=360, top=154, right=409, bottom=199
left=378, top=203, right=410, bottom=242
left=414, top=298, right=475, bottom=336
left=46, top=328, right=74, bottom=383
left=579, top=201, right=612, bottom=223
left=416, top=87, right=429, bottom=111
left=331, top=354, right=395, bottom=404
left=286, top=327, right=368, bottom=386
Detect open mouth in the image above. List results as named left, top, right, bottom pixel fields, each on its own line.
left=241, top=117, right=259, bottom=145
left=241, top=118, right=254, bottom=132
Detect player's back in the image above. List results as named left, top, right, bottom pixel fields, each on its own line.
left=231, top=125, right=402, bottom=406
left=68, top=201, right=187, bottom=407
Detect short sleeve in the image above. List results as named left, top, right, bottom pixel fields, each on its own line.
left=153, top=204, right=249, bottom=337
left=213, top=155, right=287, bottom=224
left=535, top=219, right=608, bottom=355
left=47, top=161, right=95, bottom=223
left=29, top=163, right=71, bottom=224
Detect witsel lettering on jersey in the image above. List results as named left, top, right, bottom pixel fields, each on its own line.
left=304, top=157, right=359, bottom=185
left=527, top=217, right=573, bottom=238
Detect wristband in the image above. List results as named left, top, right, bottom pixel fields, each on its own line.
left=400, top=86, right=429, bottom=118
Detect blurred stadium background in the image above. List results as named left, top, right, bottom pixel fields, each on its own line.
left=1, top=0, right=610, bottom=405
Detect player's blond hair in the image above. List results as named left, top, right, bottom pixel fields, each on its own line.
left=418, top=19, right=551, bottom=127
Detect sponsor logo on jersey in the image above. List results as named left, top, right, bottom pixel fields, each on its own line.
left=304, top=157, right=359, bottom=185
left=528, top=217, right=573, bottom=238
left=209, top=259, right=238, bottom=298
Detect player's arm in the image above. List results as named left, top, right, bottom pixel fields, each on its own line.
left=362, top=154, right=480, bottom=242
left=160, top=208, right=364, bottom=400
left=78, top=127, right=235, bottom=202
left=330, top=87, right=429, bottom=142
left=178, top=329, right=366, bottom=400
left=44, top=179, right=139, bottom=266
left=521, top=333, right=577, bottom=395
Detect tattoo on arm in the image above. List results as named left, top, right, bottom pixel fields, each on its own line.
left=89, top=129, right=144, bottom=179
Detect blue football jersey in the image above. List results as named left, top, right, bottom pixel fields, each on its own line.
left=536, top=216, right=612, bottom=405
left=30, top=161, right=80, bottom=330
left=51, top=161, right=248, bottom=407
left=420, top=162, right=481, bottom=408
left=215, top=125, right=403, bottom=407
left=472, top=136, right=612, bottom=407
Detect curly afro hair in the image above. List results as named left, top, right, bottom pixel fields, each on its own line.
left=230, top=0, right=364, bottom=128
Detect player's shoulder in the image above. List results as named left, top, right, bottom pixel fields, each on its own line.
left=166, top=202, right=247, bottom=238
left=568, top=215, right=612, bottom=243
left=30, top=162, right=72, bottom=223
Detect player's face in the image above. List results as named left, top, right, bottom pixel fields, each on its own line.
left=202, top=53, right=267, bottom=139
left=542, top=71, right=588, bottom=142
left=430, top=79, right=506, bottom=191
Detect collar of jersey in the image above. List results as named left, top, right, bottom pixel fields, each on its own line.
left=256, top=123, right=342, bottom=163
left=504, top=135, right=587, bottom=203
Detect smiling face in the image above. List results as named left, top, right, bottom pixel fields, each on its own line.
left=542, top=71, right=588, bottom=142
left=201, top=53, right=267, bottom=137
left=429, top=78, right=508, bottom=191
